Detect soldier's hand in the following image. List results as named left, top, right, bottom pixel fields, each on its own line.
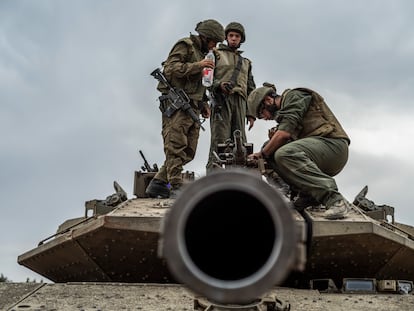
left=198, top=59, right=215, bottom=69
left=220, top=82, right=234, bottom=94
left=247, top=116, right=255, bottom=130
left=247, top=152, right=261, bottom=166
left=201, top=105, right=211, bottom=118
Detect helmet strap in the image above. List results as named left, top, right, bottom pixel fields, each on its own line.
left=199, top=35, right=209, bottom=53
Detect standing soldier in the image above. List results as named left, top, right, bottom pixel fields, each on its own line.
left=146, top=19, right=225, bottom=199
left=206, top=22, right=256, bottom=172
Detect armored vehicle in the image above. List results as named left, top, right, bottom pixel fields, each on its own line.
left=8, top=143, right=414, bottom=310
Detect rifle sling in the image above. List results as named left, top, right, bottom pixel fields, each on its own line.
left=229, top=54, right=243, bottom=86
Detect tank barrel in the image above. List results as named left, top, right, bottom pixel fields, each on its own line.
left=160, top=170, right=299, bottom=305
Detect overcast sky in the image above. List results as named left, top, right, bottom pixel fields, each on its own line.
left=1, top=0, right=414, bottom=282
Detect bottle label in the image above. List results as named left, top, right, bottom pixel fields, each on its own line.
left=202, top=52, right=214, bottom=87
left=203, top=68, right=212, bottom=76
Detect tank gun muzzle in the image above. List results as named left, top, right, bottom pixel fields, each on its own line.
left=160, top=170, right=299, bottom=305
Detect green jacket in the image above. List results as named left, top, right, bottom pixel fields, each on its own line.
left=157, top=35, right=206, bottom=102
left=276, top=88, right=350, bottom=144
left=212, top=43, right=255, bottom=100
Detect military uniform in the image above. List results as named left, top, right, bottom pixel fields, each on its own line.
left=248, top=84, right=351, bottom=218
left=206, top=43, right=255, bottom=172
left=153, top=35, right=207, bottom=189
left=146, top=20, right=224, bottom=198
left=270, top=88, right=350, bottom=207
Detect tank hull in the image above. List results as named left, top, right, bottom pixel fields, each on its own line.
left=18, top=199, right=173, bottom=283
left=303, top=210, right=414, bottom=287
left=18, top=198, right=414, bottom=287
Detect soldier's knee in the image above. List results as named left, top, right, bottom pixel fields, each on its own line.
left=274, top=147, right=290, bottom=164
left=274, top=145, right=308, bottom=171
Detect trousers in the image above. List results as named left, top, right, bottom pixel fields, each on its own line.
left=154, top=108, right=200, bottom=187
left=269, top=137, right=349, bottom=205
left=206, top=93, right=247, bottom=172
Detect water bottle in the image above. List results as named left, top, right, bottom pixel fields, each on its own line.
left=202, top=50, right=215, bottom=87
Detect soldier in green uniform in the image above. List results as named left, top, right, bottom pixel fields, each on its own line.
left=206, top=22, right=256, bottom=172
left=146, top=19, right=225, bottom=199
left=247, top=83, right=351, bottom=219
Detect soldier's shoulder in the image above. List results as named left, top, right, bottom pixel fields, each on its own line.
left=168, top=37, right=197, bottom=56
left=173, top=37, right=193, bottom=47
left=290, top=88, right=315, bottom=97
left=217, top=42, right=229, bottom=48
left=216, top=44, right=231, bottom=53
left=238, top=50, right=253, bottom=63
left=242, top=54, right=252, bottom=63
left=282, top=88, right=313, bottom=103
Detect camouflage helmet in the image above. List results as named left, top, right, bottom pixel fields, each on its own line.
left=247, top=83, right=277, bottom=118
left=195, top=19, right=225, bottom=43
left=225, top=22, right=246, bottom=43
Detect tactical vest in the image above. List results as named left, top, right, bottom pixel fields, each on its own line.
left=213, top=45, right=252, bottom=99
left=280, top=88, right=350, bottom=144
left=157, top=36, right=206, bottom=102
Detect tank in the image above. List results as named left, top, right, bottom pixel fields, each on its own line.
left=10, top=141, right=414, bottom=310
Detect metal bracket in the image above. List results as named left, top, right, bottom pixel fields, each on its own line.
left=193, top=295, right=290, bottom=311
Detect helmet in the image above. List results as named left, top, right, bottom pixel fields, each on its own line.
left=247, top=83, right=277, bottom=118
left=195, top=19, right=225, bottom=43
left=225, top=22, right=246, bottom=43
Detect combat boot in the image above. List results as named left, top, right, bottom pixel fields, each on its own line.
left=145, top=179, right=170, bottom=199
left=324, top=199, right=350, bottom=220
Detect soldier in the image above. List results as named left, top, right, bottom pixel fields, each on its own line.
left=247, top=83, right=351, bottom=220
left=205, top=22, right=256, bottom=172
left=146, top=19, right=225, bottom=199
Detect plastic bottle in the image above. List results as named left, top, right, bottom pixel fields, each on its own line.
left=202, top=50, right=215, bottom=87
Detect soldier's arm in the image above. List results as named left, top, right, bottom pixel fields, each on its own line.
left=261, top=129, right=291, bottom=157
left=276, top=90, right=311, bottom=134
left=245, top=62, right=257, bottom=129
left=248, top=129, right=291, bottom=160
left=163, top=42, right=206, bottom=78
left=246, top=63, right=256, bottom=95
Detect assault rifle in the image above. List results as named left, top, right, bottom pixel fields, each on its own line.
left=150, top=68, right=205, bottom=131
left=139, top=150, right=158, bottom=172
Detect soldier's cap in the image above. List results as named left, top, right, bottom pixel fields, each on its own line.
left=195, top=19, right=225, bottom=43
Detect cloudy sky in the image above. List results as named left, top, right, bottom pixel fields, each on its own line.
left=1, top=0, right=414, bottom=282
